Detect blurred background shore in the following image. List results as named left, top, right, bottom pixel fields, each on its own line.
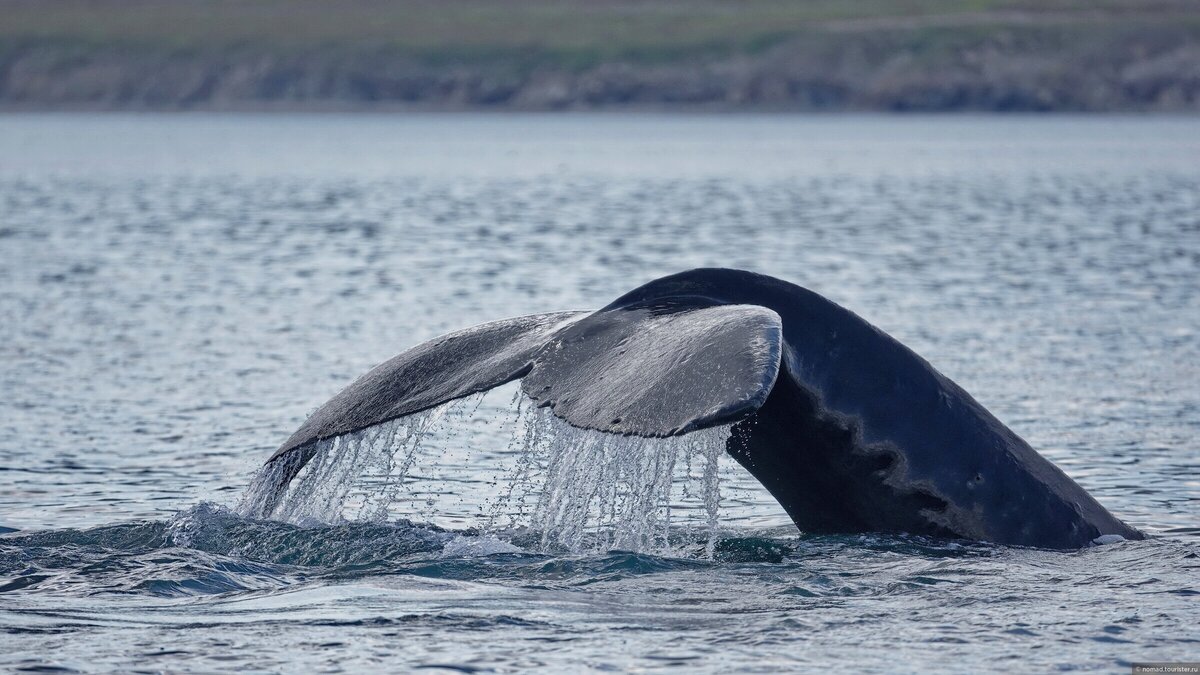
left=2, top=0, right=1199, bottom=112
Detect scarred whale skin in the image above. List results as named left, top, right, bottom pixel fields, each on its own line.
left=260, top=268, right=1142, bottom=549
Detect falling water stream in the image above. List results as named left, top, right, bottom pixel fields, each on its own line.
left=239, top=388, right=733, bottom=557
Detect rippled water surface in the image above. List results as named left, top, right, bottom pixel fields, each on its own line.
left=1, top=114, right=1198, bottom=672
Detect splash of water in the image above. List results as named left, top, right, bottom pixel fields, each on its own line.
left=237, top=389, right=733, bottom=555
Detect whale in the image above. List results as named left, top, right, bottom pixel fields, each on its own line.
left=255, top=268, right=1142, bottom=549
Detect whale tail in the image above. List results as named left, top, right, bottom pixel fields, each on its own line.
left=261, top=296, right=783, bottom=504
left=256, top=268, right=1143, bottom=549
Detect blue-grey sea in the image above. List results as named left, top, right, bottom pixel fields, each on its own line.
left=1, top=114, right=1198, bottom=673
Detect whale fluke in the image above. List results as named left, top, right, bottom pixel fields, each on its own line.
left=258, top=268, right=1143, bottom=549
left=273, top=311, right=588, bottom=460
left=521, top=301, right=781, bottom=437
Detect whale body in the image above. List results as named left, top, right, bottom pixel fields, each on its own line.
left=258, top=268, right=1141, bottom=549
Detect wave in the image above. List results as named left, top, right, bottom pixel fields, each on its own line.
left=0, top=502, right=1039, bottom=600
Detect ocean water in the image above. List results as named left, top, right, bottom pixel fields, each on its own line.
left=1, top=114, right=1198, bottom=672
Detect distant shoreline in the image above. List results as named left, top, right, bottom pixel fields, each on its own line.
left=4, top=1, right=1199, bottom=113
left=3, top=105, right=1199, bottom=116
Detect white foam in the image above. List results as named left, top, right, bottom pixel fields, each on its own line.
left=440, top=534, right=522, bottom=557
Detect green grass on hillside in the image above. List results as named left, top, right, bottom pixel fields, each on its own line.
left=2, top=0, right=1198, bottom=64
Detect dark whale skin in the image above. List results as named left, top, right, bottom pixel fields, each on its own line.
left=261, top=268, right=1141, bottom=549
left=608, top=268, right=1142, bottom=548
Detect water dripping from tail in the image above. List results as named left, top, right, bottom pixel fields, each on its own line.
left=236, top=386, right=735, bottom=557
left=237, top=400, right=469, bottom=523
left=517, top=409, right=730, bottom=555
